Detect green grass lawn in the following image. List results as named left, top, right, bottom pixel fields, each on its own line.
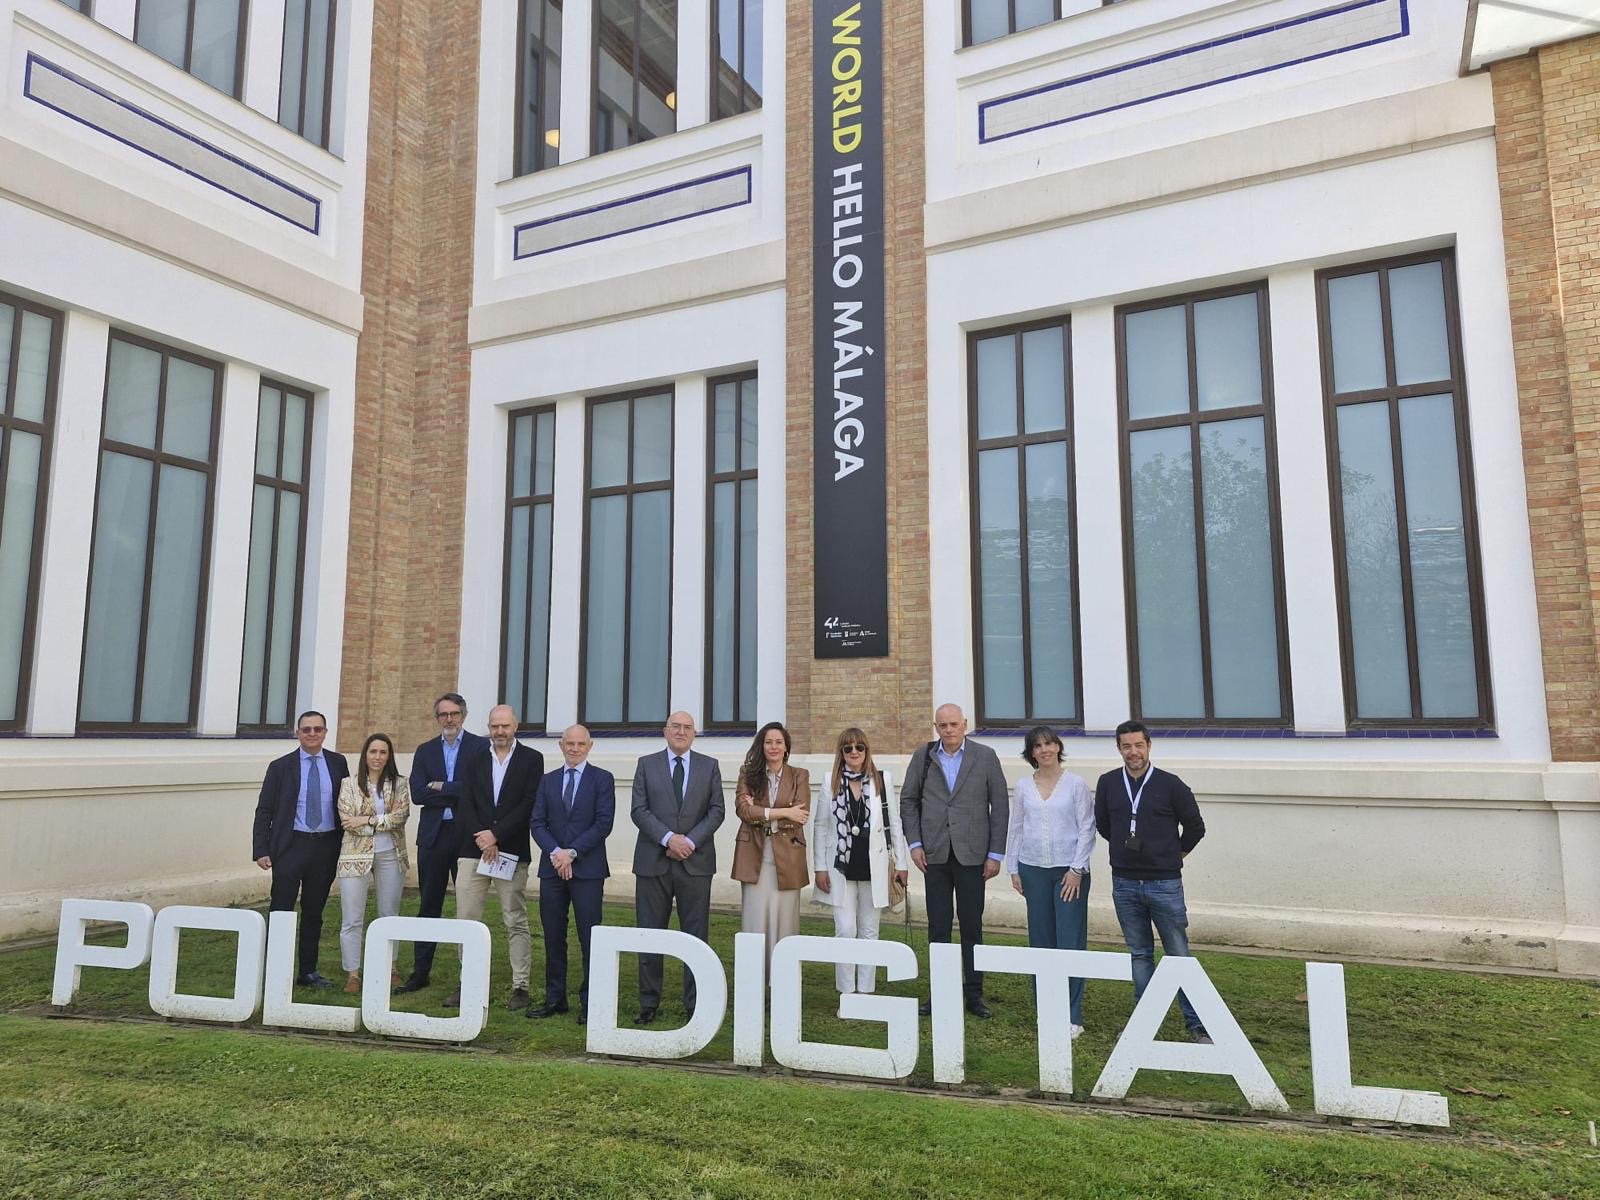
left=3, top=897, right=1598, bottom=1198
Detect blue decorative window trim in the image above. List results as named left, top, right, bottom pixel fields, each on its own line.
left=512, top=165, right=753, bottom=260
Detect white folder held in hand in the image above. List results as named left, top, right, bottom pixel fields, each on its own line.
left=475, top=851, right=519, bottom=881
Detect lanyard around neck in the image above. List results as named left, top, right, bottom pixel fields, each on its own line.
left=1122, top=767, right=1154, bottom=834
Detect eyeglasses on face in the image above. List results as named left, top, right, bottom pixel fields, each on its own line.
left=299, top=725, right=326, bottom=734
left=841, top=742, right=866, bottom=753
left=436, top=709, right=463, bottom=719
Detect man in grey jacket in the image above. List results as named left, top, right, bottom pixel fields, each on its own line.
left=630, top=710, right=725, bottom=1024
left=901, top=703, right=1009, bottom=1018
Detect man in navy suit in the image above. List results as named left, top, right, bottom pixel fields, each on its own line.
left=527, top=724, right=615, bottom=1024
left=251, top=710, right=351, bottom=988
left=396, top=692, right=487, bottom=994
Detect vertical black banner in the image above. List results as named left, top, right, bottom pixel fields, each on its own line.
left=813, top=0, right=888, bottom=659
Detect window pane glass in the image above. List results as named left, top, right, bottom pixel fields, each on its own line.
left=1015, top=0, right=1055, bottom=32
left=0, top=306, right=12, bottom=414
left=739, top=378, right=758, bottom=470
left=1327, top=272, right=1386, bottom=394
left=256, top=387, right=282, bottom=476
left=1390, top=262, right=1451, bottom=387
left=279, top=0, right=307, bottom=128
left=1130, top=426, right=1204, bottom=716
left=526, top=409, right=552, bottom=495
left=591, top=399, right=629, bottom=487
left=0, top=429, right=41, bottom=722
left=1200, top=417, right=1280, bottom=717
left=737, top=477, right=756, bottom=722
left=238, top=483, right=275, bottom=727
left=301, top=0, right=332, bottom=142
left=1021, top=327, right=1066, bottom=434
left=80, top=453, right=153, bottom=723
left=636, top=0, right=677, bottom=141
left=542, top=2, right=563, bottom=162
left=504, top=504, right=529, bottom=721
left=281, top=391, right=307, bottom=484
left=266, top=490, right=300, bottom=726
left=105, top=340, right=161, bottom=449
left=511, top=414, right=533, bottom=498
left=742, top=0, right=763, bottom=106
left=627, top=489, right=671, bottom=723
left=715, top=0, right=740, bottom=120
left=162, top=357, right=215, bottom=460
left=1336, top=402, right=1410, bottom=718
left=975, top=334, right=1016, bottom=440
left=1399, top=395, right=1477, bottom=718
left=632, top=392, right=673, bottom=483
left=584, top=494, right=628, bottom=721
left=136, top=0, right=188, bottom=71
left=709, top=480, right=735, bottom=723
left=190, top=0, right=242, bottom=93
left=968, top=0, right=1008, bottom=44
left=139, top=464, right=207, bottom=722
left=1024, top=441, right=1075, bottom=720
left=712, top=382, right=736, bottom=473
left=596, top=0, right=642, bottom=148
left=1125, top=306, right=1189, bottom=420
left=14, top=312, right=53, bottom=424
left=525, top=502, right=553, bottom=723
left=977, top=447, right=1023, bottom=719
left=1193, top=293, right=1262, bottom=411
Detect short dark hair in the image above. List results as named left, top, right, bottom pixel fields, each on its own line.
left=1022, top=725, right=1064, bottom=769
left=1115, top=719, right=1150, bottom=744
left=296, top=710, right=327, bottom=731
left=434, top=692, right=467, bottom=716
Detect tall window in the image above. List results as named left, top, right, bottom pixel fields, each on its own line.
left=502, top=406, right=556, bottom=731
left=279, top=0, right=336, bottom=148
left=515, top=0, right=564, bottom=175
left=135, top=0, right=247, bottom=97
left=238, top=381, right=311, bottom=733
left=711, top=0, right=761, bottom=119
left=593, top=0, right=677, bottom=153
left=0, top=293, right=61, bottom=731
left=1118, top=285, right=1290, bottom=723
left=1319, top=253, right=1489, bottom=725
left=705, top=373, right=756, bottom=728
left=581, top=390, right=672, bottom=727
left=970, top=320, right=1081, bottom=725
left=80, top=334, right=220, bottom=730
left=965, top=0, right=1059, bottom=46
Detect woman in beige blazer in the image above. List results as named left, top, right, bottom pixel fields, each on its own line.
left=335, top=732, right=411, bottom=993
left=732, top=721, right=810, bottom=979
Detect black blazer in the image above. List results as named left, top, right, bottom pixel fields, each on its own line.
left=408, top=730, right=489, bottom=851
left=531, top=763, right=616, bottom=881
left=459, top=742, right=544, bottom=862
left=252, top=748, right=352, bottom=862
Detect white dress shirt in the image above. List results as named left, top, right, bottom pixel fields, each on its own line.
left=490, top=745, right=514, bottom=806
left=1003, top=771, right=1096, bottom=875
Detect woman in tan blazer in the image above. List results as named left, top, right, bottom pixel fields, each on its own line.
left=335, top=732, right=411, bottom=994
left=732, top=721, right=810, bottom=979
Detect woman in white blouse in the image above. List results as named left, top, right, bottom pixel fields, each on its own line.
left=335, top=732, right=411, bottom=994
left=1004, top=725, right=1096, bottom=1036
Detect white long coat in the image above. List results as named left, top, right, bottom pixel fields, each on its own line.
left=810, top=768, right=911, bottom=911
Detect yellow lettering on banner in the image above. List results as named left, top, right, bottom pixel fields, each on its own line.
left=831, top=3, right=862, bottom=46
left=829, top=5, right=865, bottom=154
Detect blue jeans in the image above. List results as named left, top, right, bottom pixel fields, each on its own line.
left=1018, top=863, right=1089, bottom=1026
left=1111, top=875, right=1202, bottom=1031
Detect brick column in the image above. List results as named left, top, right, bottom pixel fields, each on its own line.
left=785, top=4, right=932, bottom=754
left=1490, top=35, right=1600, bottom=762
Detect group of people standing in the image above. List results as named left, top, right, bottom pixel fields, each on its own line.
left=252, top=697, right=1211, bottom=1040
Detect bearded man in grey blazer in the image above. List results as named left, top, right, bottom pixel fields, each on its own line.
left=901, top=703, right=1010, bottom=1019
left=630, top=710, right=725, bottom=1024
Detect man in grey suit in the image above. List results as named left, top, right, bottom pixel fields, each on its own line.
left=630, top=710, right=725, bottom=1024
left=901, top=703, right=1009, bottom=1019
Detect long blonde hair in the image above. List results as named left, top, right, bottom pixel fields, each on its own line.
left=829, top=727, right=881, bottom=797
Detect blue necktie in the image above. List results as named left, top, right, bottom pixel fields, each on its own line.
left=304, top=756, right=324, bottom=830
left=562, top=768, right=576, bottom=816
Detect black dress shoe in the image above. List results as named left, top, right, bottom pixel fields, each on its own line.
left=576, top=1009, right=587, bottom=1026
left=392, top=975, right=429, bottom=995
left=296, top=972, right=333, bottom=990
left=525, top=1001, right=569, bottom=1020
left=918, top=999, right=932, bottom=1017
left=966, top=999, right=994, bottom=1020
left=635, top=1007, right=657, bottom=1025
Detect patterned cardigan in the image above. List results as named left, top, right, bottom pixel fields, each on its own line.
left=335, top=776, right=412, bottom=879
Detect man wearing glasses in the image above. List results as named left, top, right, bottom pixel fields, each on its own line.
left=396, top=692, right=488, bottom=994
left=252, top=710, right=352, bottom=988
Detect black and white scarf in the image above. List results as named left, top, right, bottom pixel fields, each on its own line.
left=834, top=769, right=872, bottom=870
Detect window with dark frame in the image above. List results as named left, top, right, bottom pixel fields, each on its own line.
left=134, top=0, right=248, bottom=98
left=710, top=0, right=762, bottom=120
left=1116, top=284, right=1291, bottom=724
left=502, top=405, right=556, bottom=732
left=969, top=319, right=1082, bottom=726
left=964, top=0, right=1061, bottom=47
left=238, top=381, right=312, bottom=734
left=79, top=333, right=221, bottom=731
left=0, top=292, right=62, bottom=732
left=278, top=0, right=337, bottom=149
left=592, top=0, right=677, bottom=154
left=705, top=372, right=756, bottom=729
left=57, top=0, right=93, bottom=13
left=515, top=0, right=564, bottom=175
left=1318, top=252, right=1490, bottom=726
left=579, top=389, right=673, bottom=728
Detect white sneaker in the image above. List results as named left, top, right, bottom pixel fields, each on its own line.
left=1070, top=1024, right=1084, bottom=1039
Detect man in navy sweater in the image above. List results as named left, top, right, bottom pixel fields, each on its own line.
left=1093, top=719, right=1210, bottom=1043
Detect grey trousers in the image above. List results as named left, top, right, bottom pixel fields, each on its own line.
left=635, top=861, right=712, bottom=1011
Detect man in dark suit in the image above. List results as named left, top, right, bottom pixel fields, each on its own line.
left=527, top=724, right=615, bottom=1025
left=252, top=709, right=351, bottom=988
left=630, top=710, right=725, bottom=1024
left=900, top=703, right=1010, bottom=1019
left=448, top=704, right=543, bottom=1011
left=396, top=691, right=487, bottom=994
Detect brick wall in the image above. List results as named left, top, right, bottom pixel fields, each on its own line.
left=337, top=0, right=479, bottom=753
left=1490, top=35, right=1600, bottom=762
left=785, top=3, right=933, bottom=755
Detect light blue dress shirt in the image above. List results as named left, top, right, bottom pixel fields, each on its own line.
left=293, top=749, right=334, bottom=833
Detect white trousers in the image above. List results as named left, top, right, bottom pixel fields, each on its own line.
left=338, top=848, right=405, bottom=973
left=829, top=877, right=882, bottom=993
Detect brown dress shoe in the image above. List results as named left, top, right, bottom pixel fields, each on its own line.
left=443, top=989, right=460, bottom=1009
left=343, top=973, right=361, bottom=995
left=508, top=987, right=530, bottom=1011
